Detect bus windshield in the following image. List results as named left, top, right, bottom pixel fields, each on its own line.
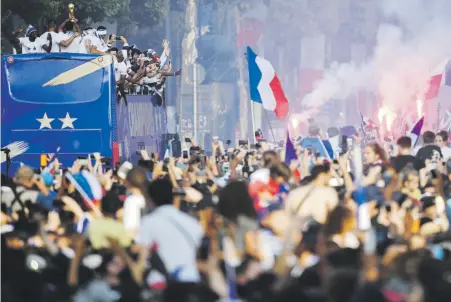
left=6, top=57, right=105, bottom=104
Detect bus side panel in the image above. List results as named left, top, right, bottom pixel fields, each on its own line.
left=116, top=95, right=167, bottom=163
left=1, top=54, right=115, bottom=172
left=107, top=62, right=119, bottom=164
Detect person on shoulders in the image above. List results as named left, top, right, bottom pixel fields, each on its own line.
left=415, top=131, right=443, bottom=167
left=435, top=130, right=451, bottom=161
left=391, top=136, right=419, bottom=172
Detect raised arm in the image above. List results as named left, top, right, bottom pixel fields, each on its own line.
left=42, top=33, right=52, bottom=53
left=58, top=19, right=70, bottom=33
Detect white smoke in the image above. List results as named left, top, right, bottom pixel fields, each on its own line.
left=302, top=0, right=451, bottom=115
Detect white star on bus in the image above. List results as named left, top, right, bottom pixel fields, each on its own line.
left=59, top=113, right=78, bottom=129
left=36, top=113, right=54, bottom=129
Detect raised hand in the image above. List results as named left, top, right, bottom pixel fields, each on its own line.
left=162, top=39, right=169, bottom=49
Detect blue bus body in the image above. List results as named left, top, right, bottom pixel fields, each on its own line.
left=1, top=53, right=117, bottom=172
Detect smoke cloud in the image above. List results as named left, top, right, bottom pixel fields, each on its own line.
left=302, top=0, right=451, bottom=116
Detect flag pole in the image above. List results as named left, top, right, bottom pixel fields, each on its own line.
left=264, top=110, right=276, bottom=142
left=250, top=102, right=256, bottom=143
left=437, top=101, right=441, bottom=131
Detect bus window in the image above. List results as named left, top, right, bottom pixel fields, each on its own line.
left=6, top=58, right=104, bottom=104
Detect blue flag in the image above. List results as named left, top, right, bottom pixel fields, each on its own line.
left=285, top=131, right=297, bottom=164
left=300, top=137, right=329, bottom=158
left=322, top=140, right=334, bottom=159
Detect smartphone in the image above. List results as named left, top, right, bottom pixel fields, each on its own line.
left=40, top=154, right=48, bottom=167
left=185, top=138, right=192, bottom=143
left=431, top=169, right=438, bottom=179
left=182, top=150, right=189, bottom=159
left=385, top=204, right=392, bottom=212
left=341, top=135, right=349, bottom=154
left=347, top=137, right=353, bottom=149
left=115, top=35, right=122, bottom=41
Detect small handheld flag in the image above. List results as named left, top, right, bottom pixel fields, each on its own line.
left=408, top=116, right=424, bottom=147
left=164, top=139, right=175, bottom=159
left=284, top=131, right=297, bottom=164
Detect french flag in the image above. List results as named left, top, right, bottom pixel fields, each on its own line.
left=247, top=47, right=289, bottom=120
left=65, top=170, right=104, bottom=217
left=360, top=112, right=376, bottom=131
left=439, top=110, right=451, bottom=131
left=408, top=116, right=424, bottom=147
left=425, top=58, right=451, bottom=100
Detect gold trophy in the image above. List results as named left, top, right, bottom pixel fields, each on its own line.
left=68, top=3, right=75, bottom=21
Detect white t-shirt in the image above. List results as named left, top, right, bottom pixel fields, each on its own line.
left=114, top=60, right=127, bottom=82
left=441, top=146, right=451, bottom=161
left=58, top=32, right=82, bottom=53
left=19, top=37, right=48, bottom=54
left=77, top=35, right=91, bottom=54
left=88, top=35, right=104, bottom=53
left=137, top=205, right=204, bottom=285
left=93, top=35, right=109, bottom=52
left=123, top=194, right=145, bottom=234
left=40, top=31, right=63, bottom=52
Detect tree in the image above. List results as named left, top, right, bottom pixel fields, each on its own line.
left=129, top=0, right=168, bottom=27
left=2, top=0, right=131, bottom=26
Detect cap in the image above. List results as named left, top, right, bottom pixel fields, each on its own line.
left=40, top=172, right=54, bottom=187
left=25, top=25, right=37, bottom=37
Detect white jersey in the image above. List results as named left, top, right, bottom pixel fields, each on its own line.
left=113, top=56, right=128, bottom=82
left=40, top=31, right=62, bottom=52
left=58, top=32, right=82, bottom=53
left=19, top=37, right=48, bottom=54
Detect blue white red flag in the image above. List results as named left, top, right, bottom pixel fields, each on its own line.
left=425, top=58, right=451, bottom=100
left=408, top=116, right=424, bottom=147
left=247, top=47, right=289, bottom=120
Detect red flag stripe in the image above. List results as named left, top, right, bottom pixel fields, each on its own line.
left=269, top=74, right=289, bottom=120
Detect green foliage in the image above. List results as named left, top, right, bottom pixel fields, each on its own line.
left=2, top=0, right=167, bottom=30
left=130, top=0, right=168, bottom=26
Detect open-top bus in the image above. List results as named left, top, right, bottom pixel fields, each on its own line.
left=1, top=53, right=118, bottom=172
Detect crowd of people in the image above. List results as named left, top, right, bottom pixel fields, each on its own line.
left=8, top=19, right=182, bottom=105
left=1, top=126, right=451, bottom=302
